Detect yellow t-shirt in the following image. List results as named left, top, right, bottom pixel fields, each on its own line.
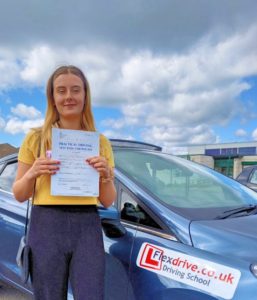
left=18, top=130, right=115, bottom=205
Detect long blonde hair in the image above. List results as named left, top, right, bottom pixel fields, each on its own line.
left=37, top=65, right=96, bottom=154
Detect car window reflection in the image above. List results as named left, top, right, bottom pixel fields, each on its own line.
left=250, top=170, right=257, bottom=184
left=114, top=149, right=257, bottom=214
left=0, top=162, right=18, bottom=193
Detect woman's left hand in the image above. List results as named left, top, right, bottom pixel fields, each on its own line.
left=86, top=156, right=111, bottom=179
left=86, top=156, right=116, bottom=207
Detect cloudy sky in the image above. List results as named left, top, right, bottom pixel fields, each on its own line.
left=0, top=0, right=257, bottom=153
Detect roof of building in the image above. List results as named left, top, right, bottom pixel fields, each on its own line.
left=187, top=141, right=257, bottom=149
left=0, top=143, right=19, bottom=158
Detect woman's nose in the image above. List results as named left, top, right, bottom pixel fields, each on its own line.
left=66, top=90, right=72, bottom=100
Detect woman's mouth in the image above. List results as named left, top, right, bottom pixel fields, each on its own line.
left=64, top=103, right=76, bottom=107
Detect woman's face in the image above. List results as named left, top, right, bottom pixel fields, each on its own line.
left=53, top=73, right=86, bottom=120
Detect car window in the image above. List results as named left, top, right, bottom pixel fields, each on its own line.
left=0, top=162, right=18, bottom=193
left=153, top=167, right=226, bottom=208
left=114, top=149, right=257, bottom=213
left=0, top=162, right=4, bottom=173
left=120, top=188, right=161, bottom=230
left=249, top=170, right=257, bottom=184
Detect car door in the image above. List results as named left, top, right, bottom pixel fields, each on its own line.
left=0, top=159, right=136, bottom=299
left=98, top=178, right=136, bottom=300
left=0, top=159, right=31, bottom=289
left=117, top=184, right=222, bottom=300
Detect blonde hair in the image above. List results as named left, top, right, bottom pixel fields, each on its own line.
left=36, top=65, right=96, bottom=154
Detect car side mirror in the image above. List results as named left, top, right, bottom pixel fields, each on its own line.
left=98, top=205, right=127, bottom=238
left=101, top=218, right=126, bottom=238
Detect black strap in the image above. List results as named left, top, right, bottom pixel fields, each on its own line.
left=24, top=199, right=30, bottom=236
left=24, top=137, right=41, bottom=237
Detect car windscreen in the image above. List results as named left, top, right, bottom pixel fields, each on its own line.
left=114, top=149, right=257, bottom=219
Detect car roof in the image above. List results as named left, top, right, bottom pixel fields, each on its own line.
left=0, top=153, right=18, bottom=163
left=110, top=139, right=162, bottom=151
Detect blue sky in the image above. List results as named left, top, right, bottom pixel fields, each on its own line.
left=0, top=0, right=257, bottom=153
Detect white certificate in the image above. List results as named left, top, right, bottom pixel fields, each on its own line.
left=51, top=128, right=99, bottom=197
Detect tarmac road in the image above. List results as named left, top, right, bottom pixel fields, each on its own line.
left=0, top=282, right=33, bottom=300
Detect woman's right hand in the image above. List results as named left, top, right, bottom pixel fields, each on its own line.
left=25, top=158, right=60, bottom=180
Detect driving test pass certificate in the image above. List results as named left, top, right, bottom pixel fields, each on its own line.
left=51, top=128, right=99, bottom=197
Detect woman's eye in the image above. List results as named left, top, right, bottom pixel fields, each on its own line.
left=57, top=89, right=65, bottom=94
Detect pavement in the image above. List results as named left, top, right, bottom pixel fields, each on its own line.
left=0, top=282, right=33, bottom=300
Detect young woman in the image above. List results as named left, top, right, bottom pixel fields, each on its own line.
left=13, top=65, right=116, bottom=300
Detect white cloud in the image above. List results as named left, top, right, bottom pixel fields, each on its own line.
left=0, top=22, right=256, bottom=146
left=116, top=26, right=257, bottom=104
left=0, top=49, right=21, bottom=90
left=105, top=26, right=257, bottom=146
left=1, top=0, right=257, bottom=53
left=142, top=124, right=217, bottom=146
left=163, top=146, right=188, bottom=155
left=235, top=129, right=247, bottom=137
left=4, top=118, right=44, bottom=135
left=252, top=128, right=257, bottom=140
left=4, top=97, right=12, bottom=104
left=0, top=117, right=5, bottom=129
left=20, top=46, right=58, bottom=85
left=1, top=103, right=43, bottom=135
left=101, top=115, right=141, bottom=130
left=101, top=119, right=131, bottom=130
left=102, top=129, right=134, bottom=141
left=1, top=24, right=256, bottom=107
left=11, top=103, right=42, bottom=119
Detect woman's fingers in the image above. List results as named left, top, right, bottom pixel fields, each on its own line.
left=86, top=156, right=110, bottom=177
left=91, top=162, right=106, bottom=169
left=30, top=158, right=60, bottom=178
left=87, top=157, right=107, bottom=169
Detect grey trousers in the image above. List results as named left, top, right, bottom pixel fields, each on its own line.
left=28, top=205, right=104, bottom=300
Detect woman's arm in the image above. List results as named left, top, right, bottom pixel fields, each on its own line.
left=86, top=156, right=117, bottom=208
left=13, top=159, right=60, bottom=202
left=13, top=162, right=36, bottom=202
left=99, top=178, right=117, bottom=208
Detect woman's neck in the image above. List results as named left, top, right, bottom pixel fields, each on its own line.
left=58, top=118, right=82, bottom=130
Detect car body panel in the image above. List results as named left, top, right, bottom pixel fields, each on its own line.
left=115, top=180, right=255, bottom=300
left=0, top=192, right=135, bottom=300
left=190, top=216, right=257, bottom=261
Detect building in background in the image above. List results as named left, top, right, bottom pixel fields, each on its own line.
left=0, top=143, right=18, bottom=158
left=185, top=141, right=257, bottom=178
